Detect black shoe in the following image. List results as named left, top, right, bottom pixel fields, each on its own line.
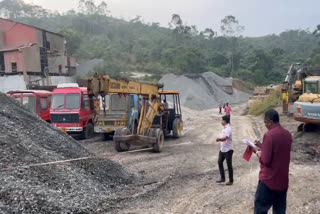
left=226, top=181, right=233, bottom=186
left=216, top=179, right=225, bottom=183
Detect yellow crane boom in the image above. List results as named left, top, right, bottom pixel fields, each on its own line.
left=88, top=75, right=160, bottom=97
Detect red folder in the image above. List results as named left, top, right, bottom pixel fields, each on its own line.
left=243, top=146, right=253, bottom=162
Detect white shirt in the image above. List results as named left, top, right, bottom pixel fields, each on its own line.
left=220, top=124, right=233, bottom=152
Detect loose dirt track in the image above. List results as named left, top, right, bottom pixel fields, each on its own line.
left=83, top=104, right=320, bottom=214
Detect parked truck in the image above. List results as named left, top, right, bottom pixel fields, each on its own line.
left=87, top=74, right=183, bottom=152
left=50, top=83, right=94, bottom=139
left=8, top=90, right=52, bottom=122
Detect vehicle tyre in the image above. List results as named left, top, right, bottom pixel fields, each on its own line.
left=153, top=128, right=164, bottom=153
left=172, top=118, right=182, bottom=138
left=114, top=128, right=131, bottom=152
left=83, top=122, right=94, bottom=139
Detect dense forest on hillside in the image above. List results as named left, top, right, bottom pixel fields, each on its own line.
left=1, top=0, right=320, bottom=85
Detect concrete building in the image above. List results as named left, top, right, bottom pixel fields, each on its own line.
left=0, top=18, right=76, bottom=92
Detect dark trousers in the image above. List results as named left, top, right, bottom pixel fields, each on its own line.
left=226, top=114, right=231, bottom=124
left=218, top=150, right=233, bottom=182
left=254, top=181, right=287, bottom=214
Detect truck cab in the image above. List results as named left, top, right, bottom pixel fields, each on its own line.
left=294, top=76, right=320, bottom=124
left=8, top=90, right=52, bottom=122
left=50, top=83, right=94, bottom=139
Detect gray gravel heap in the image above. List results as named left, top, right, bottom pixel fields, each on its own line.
left=0, top=93, right=137, bottom=213
left=159, top=72, right=251, bottom=110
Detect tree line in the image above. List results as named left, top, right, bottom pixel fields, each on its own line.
left=1, top=0, right=320, bottom=85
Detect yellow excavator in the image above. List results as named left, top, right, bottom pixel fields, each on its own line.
left=87, top=74, right=183, bottom=152
left=281, top=63, right=320, bottom=113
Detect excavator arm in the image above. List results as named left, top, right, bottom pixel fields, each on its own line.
left=282, top=63, right=306, bottom=113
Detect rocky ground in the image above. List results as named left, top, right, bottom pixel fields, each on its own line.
left=1, top=91, right=319, bottom=213
left=159, top=72, right=251, bottom=110
left=82, top=104, right=320, bottom=214
left=0, top=93, right=145, bottom=213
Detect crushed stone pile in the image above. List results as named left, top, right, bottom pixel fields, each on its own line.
left=159, top=72, right=251, bottom=110
left=0, top=93, right=139, bottom=213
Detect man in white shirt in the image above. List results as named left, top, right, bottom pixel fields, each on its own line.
left=216, top=115, right=233, bottom=185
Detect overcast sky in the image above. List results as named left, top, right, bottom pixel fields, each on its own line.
left=24, top=0, right=320, bottom=37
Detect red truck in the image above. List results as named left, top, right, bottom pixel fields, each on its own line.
left=50, top=83, right=94, bottom=139
left=8, top=90, right=52, bottom=122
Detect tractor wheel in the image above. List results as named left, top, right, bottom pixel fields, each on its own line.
left=114, top=128, right=130, bottom=152
left=172, top=118, right=182, bottom=138
left=153, top=128, right=164, bottom=153
left=83, top=122, right=94, bottom=139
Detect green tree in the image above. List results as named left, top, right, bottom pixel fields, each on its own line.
left=220, top=15, right=244, bottom=75
left=78, top=0, right=109, bottom=16
left=0, top=0, right=49, bottom=19
left=309, top=25, right=320, bottom=66
left=4, top=0, right=318, bottom=86
left=59, top=28, right=83, bottom=55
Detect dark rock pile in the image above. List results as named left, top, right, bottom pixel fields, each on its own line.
left=0, top=93, right=138, bottom=213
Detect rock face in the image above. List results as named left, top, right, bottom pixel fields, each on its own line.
left=159, top=72, right=251, bottom=110
left=0, top=93, right=138, bottom=213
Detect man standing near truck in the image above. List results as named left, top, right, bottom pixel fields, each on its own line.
left=253, top=109, right=292, bottom=214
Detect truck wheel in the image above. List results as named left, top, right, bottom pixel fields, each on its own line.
left=83, top=122, right=94, bottom=139
left=114, top=128, right=130, bottom=152
left=172, top=118, right=182, bottom=138
left=153, top=129, right=164, bottom=153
